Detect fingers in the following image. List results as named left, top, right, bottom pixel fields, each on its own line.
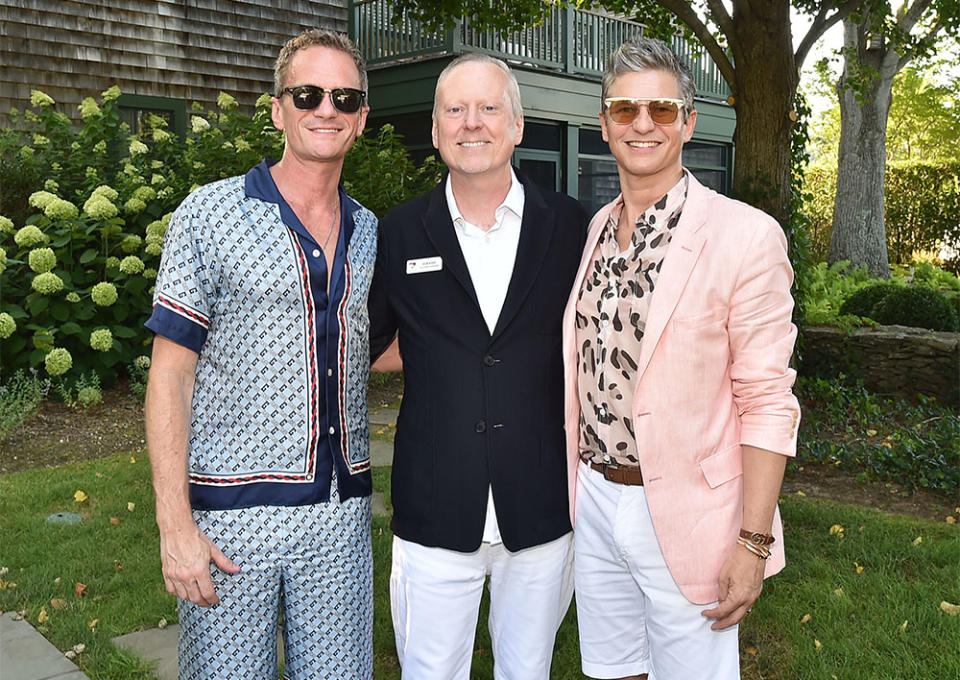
left=706, top=600, right=753, bottom=630
left=163, top=561, right=221, bottom=607
left=159, top=527, right=239, bottom=607
left=207, top=539, right=242, bottom=574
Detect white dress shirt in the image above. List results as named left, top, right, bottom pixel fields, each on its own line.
left=445, top=169, right=525, bottom=544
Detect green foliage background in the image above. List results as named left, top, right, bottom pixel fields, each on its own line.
left=803, top=161, right=960, bottom=271
left=0, top=88, right=443, bottom=388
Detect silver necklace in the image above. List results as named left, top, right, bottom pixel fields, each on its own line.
left=321, top=198, right=339, bottom=251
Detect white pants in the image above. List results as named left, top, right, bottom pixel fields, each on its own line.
left=390, top=533, right=574, bottom=680
left=575, top=461, right=740, bottom=680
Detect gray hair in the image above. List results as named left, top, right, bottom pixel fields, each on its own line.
left=433, top=52, right=522, bottom=120
left=601, top=36, right=696, bottom=116
left=274, top=29, right=368, bottom=101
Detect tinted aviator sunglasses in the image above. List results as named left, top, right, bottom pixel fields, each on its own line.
left=280, top=86, right=366, bottom=113
left=604, top=97, right=685, bottom=125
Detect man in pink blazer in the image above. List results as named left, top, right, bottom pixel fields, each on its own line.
left=563, top=37, right=800, bottom=679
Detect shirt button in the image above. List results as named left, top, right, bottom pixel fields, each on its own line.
left=329, top=426, right=335, bottom=435
left=602, top=319, right=610, bottom=328
left=312, top=249, right=321, bottom=258
left=327, top=368, right=333, bottom=377
left=483, top=355, right=496, bottom=367
left=474, top=420, right=487, bottom=433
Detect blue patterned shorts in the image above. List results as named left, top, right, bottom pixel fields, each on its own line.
left=177, top=496, right=373, bottom=680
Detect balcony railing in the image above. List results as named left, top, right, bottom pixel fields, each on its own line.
left=350, top=0, right=730, bottom=101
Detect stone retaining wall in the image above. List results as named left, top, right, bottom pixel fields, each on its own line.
left=803, top=325, right=959, bottom=407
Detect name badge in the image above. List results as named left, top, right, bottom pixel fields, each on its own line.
left=406, top=256, right=443, bottom=274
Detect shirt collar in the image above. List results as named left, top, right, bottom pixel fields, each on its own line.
left=244, top=159, right=358, bottom=244
left=445, top=167, right=525, bottom=230
left=608, top=170, right=689, bottom=233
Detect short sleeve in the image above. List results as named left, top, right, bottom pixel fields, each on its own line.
left=144, top=195, right=213, bottom=353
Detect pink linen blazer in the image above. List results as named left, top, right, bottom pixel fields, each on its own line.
left=562, top=173, right=801, bottom=604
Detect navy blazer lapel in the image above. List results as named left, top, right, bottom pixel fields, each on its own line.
left=491, top=173, right=552, bottom=339
left=421, top=179, right=480, bottom=308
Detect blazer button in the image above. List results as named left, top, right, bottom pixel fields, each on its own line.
left=483, top=355, right=496, bottom=367
left=474, top=420, right=487, bottom=433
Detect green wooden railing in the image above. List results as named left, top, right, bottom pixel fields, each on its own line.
left=349, top=1, right=730, bottom=101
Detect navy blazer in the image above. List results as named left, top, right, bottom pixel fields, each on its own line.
left=369, top=169, right=588, bottom=552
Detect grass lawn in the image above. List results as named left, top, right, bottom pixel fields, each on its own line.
left=1, top=458, right=957, bottom=680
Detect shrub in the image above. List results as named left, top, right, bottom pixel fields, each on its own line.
left=797, top=376, right=959, bottom=492
left=0, top=369, right=50, bottom=435
left=871, top=286, right=959, bottom=332
left=0, top=87, right=444, bottom=384
left=803, top=160, right=960, bottom=270
left=838, top=282, right=902, bottom=318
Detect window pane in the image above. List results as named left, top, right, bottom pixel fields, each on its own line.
left=578, top=158, right=619, bottom=216
left=683, top=142, right=725, bottom=169
left=689, top=168, right=725, bottom=193
left=579, top=127, right=610, bottom=156
left=518, top=158, right=558, bottom=192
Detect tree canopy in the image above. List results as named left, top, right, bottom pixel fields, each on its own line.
left=391, top=0, right=865, bottom=225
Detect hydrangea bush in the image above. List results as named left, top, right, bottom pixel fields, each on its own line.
left=0, top=86, right=442, bottom=387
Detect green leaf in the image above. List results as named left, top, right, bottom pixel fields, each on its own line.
left=1, top=304, right=28, bottom=319
left=60, top=322, right=83, bottom=335
left=50, top=235, right=71, bottom=248
left=3, top=334, right=27, bottom=354
left=74, top=305, right=95, bottom=321
left=27, top=295, right=50, bottom=315
left=50, top=301, right=70, bottom=322
left=111, top=325, right=137, bottom=339
left=80, top=248, right=98, bottom=264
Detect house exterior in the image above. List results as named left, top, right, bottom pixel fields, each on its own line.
left=350, top=1, right=735, bottom=211
left=1, top=0, right=735, bottom=208
left=0, top=0, right=347, bottom=133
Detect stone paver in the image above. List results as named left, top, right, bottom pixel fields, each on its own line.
left=368, top=407, right=399, bottom=427
left=0, top=611, right=90, bottom=680
left=113, top=625, right=287, bottom=680
left=370, top=438, right=394, bottom=468
left=112, top=626, right=178, bottom=680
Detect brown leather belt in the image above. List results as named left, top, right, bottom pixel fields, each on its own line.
left=585, top=459, right=644, bottom=486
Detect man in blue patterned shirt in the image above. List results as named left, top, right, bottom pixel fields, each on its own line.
left=144, top=29, right=377, bottom=680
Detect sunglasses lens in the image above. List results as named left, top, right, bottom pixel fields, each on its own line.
left=649, top=101, right=680, bottom=124
left=608, top=100, right=640, bottom=124
left=290, top=87, right=322, bottom=110
left=331, top=89, right=363, bottom=113
left=607, top=99, right=681, bottom=125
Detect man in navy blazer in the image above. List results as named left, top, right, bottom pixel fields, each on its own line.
left=369, top=53, right=587, bottom=679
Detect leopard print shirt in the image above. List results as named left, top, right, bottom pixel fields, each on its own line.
left=576, top=174, right=688, bottom=467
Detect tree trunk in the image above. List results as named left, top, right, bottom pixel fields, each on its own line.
left=828, top=19, right=898, bottom=278
left=728, top=1, right=797, bottom=226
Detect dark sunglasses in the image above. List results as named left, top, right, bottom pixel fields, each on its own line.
left=604, top=97, right=685, bottom=125
left=280, top=86, right=366, bottom=113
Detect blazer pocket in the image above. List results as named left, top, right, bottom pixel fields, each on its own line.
left=672, top=306, right=727, bottom=330
left=699, top=442, right=743, bottom=489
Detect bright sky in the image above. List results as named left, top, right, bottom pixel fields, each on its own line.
left=791, top=7, right=843, bottom=113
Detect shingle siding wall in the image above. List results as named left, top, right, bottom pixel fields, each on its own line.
left=0, top=0, right=347, bottom=123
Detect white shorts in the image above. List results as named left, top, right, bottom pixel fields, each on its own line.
left=574, top=461, right=739, bottom=679
left=390, top=533, right=574, bottom=680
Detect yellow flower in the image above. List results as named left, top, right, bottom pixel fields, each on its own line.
left=78, top=97, right=101, bottom=119
left=217, top=92, right=238, bottom=110
left=30, top=90, right=55, bottom=107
